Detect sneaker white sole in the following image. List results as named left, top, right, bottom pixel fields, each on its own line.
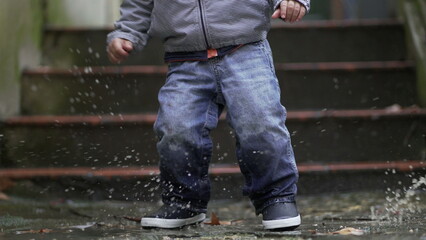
left=262, top=215, right=301, bottom=230
left=141, top=213, right=206, bottom=229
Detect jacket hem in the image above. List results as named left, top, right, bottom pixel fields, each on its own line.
left=163, top=36, right=267, bottom=53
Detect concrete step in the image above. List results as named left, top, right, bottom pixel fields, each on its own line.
left=1, top=162, right=425, bottom=200
left=42, top=20, right=407, bottom=67
left=2, top=108, right=425, bottom=168
left=21, top=61, right=417, bottom=115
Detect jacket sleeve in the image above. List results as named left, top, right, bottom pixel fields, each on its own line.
left=107, top=0, right=154, bottom=52
left=272, top=0, right=311, bottom=12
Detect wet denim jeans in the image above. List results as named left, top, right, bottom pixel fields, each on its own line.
left=154, top=40, right=298, bottom=214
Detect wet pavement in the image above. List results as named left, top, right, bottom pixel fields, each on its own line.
left=0, top=190, right=425, bottom=240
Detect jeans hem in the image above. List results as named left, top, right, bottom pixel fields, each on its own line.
left=162, top=198, right=208, bottom=214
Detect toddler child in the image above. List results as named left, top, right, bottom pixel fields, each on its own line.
left=107, top=0, right=310, bottom=231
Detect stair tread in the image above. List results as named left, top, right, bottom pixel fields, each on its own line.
left=23, top=61, right=415, bottom=76
left=0, top=160, right=424, bottom=178
left=271, top=19, right=403, bottom=28
left=5, top=107, right=426, bottom=127
left=21, top=60, right=417, bottom=115
left=43, top=19, right=403, bottom=32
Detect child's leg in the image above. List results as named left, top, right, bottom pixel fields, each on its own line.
left=219, top=40, right=299, bottom=214
left=154, top=61, right=223, bottom=214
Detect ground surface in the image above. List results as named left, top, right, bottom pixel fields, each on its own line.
left=0, top=191, right=425, bottom=240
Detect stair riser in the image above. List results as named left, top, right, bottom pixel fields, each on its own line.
left=21, top=68, right=417, bottom=115
left=42, top=31, right=165, bottom=68
left=280, top=68, right=416, bottom=110
left=3, top=117, right=425, bottom=167
left=42, top=24, right=407, bottom=67
left=269, top=24, right=407, bottom=63
left=6, top=170, right=425, bottom=201
left=21, top=73, right=164, bottom=115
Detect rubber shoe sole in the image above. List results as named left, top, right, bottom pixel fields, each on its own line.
left=141, top=213, right=206, bottom=229
left=262, top=215, right=301, bottom=230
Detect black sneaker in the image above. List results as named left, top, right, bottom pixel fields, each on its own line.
left=262, top=202, right=301, bottom=231
left=141, top=204, right=206, bottom=229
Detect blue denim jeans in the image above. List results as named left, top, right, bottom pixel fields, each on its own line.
left=154, top=40, right=298, bottom=214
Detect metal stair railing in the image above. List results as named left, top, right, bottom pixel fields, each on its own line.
left=399, top=0, right=426, bottom=107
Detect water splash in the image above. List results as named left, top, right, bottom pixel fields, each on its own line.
left=383, top=176, right=426, bottom=223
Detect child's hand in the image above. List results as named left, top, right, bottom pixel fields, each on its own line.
left=272, top=0, right=306, bottom=23
left=107, top=38, right=133, bottom=64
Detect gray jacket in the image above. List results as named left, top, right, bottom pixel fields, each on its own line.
left=107, top=0, right=310, bottom=53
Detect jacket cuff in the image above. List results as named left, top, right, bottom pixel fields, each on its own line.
left=296, top=0, right=310, bottom=12
left=273, top=0, right=283, bottom=10
left=273, top=0, right=310, bottom=12
left=106, top=31, right=148, bottom=52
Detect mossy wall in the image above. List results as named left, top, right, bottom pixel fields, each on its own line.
left=46, top=0, right=121, bottom=27
left=0, top=0, right=121, bottom=119
left=0, top=0, right=43, bottom=119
